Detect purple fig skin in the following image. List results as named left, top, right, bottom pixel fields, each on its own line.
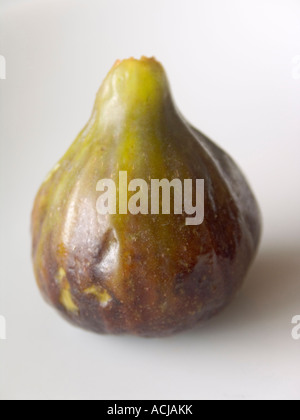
left=31, top=57, right=261, bottom=337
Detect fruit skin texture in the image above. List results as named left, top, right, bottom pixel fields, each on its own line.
left=32, top=57, right=261, bottom=337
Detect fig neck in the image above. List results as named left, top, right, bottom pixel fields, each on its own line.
left=94, top=57, right=174, bottom=132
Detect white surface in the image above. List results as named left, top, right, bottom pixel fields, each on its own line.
left=0, top=0, right=300, bottom=400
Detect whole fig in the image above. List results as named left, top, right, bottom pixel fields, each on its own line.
left=32, top=57, right=261, bottom=337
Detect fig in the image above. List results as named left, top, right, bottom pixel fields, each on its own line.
left=31, top=57, right=261, bottom=337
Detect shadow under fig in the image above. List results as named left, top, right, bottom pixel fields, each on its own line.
left=182, top=243, right=300, bottom=337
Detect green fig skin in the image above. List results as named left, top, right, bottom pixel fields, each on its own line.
left=31, top=57, right=261, bottom=337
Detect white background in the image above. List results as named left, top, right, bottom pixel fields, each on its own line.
left=0, top=0, right=300, bottom=400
